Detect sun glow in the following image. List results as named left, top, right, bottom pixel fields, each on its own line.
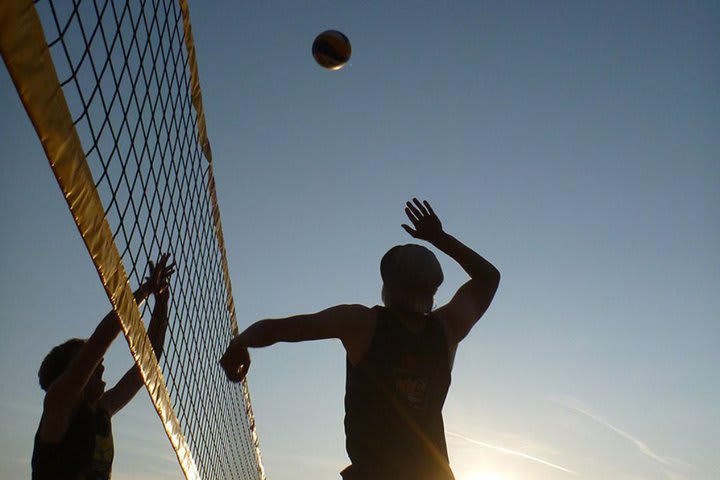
left=462, top=473, right=507, bottom=480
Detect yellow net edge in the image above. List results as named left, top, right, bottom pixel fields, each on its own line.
left=0, top=0, right=201, bottom=478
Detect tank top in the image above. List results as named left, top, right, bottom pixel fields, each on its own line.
left=32, top=404, right=114, bottom=480
left=342, top=306, right=455, bottom=480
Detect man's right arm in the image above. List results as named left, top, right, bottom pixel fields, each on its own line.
left=220, top=304, right=372, bottom=382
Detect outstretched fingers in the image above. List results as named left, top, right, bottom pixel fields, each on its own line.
left=412, top=197, right=430, bottom=216
left=423, top=200, right=435, bottom=216
left=163, top=261, right=177, bottom=278
left=405, top=206, right=419, bottom=224
left=407, top=198, right=434, bottom=219
left=146, top=253, right=177, bottom=295
left=405, top=200, right=423, bottom=220
left=401, top=223, right=418, bottom=237
left=157, top=253, right=168, bottom=270
left=405, top=198, right=435, bottom=223
left=401, top=198, right=443, bottom=242
left=403, top=200, right=425, bottom=237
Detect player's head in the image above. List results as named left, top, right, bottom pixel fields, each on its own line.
left=38, top=338, right=86, bottom=391
left=381, top=244, right=443, bottom=314
left=38, top=338, right=106, bottom=403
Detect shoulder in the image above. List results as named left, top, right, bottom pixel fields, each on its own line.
left=313, top=303, right=373, bottom=324
left=329, top=304, right=376, bottom=334
left=338, top=305, right=380, bottom=366
left=337, top=303, right=376, bottom=319
left=331, top=303, right=374, bottom=315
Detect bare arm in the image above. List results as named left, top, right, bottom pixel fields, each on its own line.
left=40, top=285, right=150, bottom=440
left=100, top=289, right=170, bottom=416
left=43, top=254, right=174, bottom=437
left=43, top=313, right=122, bottom=414
left=43, top=281, right=154, bottom=412
left=220, top=304, right=371, bottom=382
left=402, top=198, right=500, bottom=345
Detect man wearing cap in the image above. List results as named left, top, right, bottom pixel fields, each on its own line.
left=220, top=198, right=500, bottom=480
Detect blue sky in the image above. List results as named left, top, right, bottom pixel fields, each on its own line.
left=1, top=1, right=719, bottom=479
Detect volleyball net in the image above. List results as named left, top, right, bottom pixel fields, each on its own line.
left=0, top=0, right=264, bottom=478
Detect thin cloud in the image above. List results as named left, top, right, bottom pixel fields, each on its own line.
left=574, top=405, right=671, bottom=465
left=446, top=431, right=576, bottom=475
left=549, top=396, right=677, bottom=467
left=548, top=395, right=690, bottom=480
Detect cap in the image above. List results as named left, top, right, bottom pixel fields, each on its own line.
left=380, top=244, right=443, bottom=292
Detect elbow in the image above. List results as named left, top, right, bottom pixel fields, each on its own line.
left=488, top=267, right=501, bottom=292
left=478, top=268, right=500, bottom=303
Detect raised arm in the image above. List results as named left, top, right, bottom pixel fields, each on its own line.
left=41, top=255, right=173, bottom=440
left=100, top=255, right=174, bottom=416
left=220, top=304, right=372, bottom=383
left=402, top=198, right=500, bottom=345
left=43, top=283, right=158, bottom=413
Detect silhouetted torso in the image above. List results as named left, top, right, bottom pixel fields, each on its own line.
left=32, top=404, right=114, bottom=480
left=342, top=306, right=454, bottom=480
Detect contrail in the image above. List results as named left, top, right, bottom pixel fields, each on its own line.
left=446, top=431, right=576, bottom=474
left=547, top=395, right=691, bottom=479
left=560, top=403, right=673, bottom=467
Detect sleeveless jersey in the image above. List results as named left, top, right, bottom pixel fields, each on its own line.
left=32, top=404, right=114, bottom=480
left=342, top=306, right=455, bottom=480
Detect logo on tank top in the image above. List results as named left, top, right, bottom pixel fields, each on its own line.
left=393, top=353, right=428, bottom=410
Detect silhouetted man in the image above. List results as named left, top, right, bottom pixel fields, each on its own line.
left=221, top=199, right=500, bottom=480
left=32, top=254, right=175, bottom=480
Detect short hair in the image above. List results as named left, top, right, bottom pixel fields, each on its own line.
left=380, top=244, right=443, bottom=314
left=38, top=338, right=86, bottom=391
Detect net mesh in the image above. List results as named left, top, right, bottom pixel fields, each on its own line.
left=30, top=0, right=263, bottom=478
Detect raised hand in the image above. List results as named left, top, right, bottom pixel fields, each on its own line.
left=220, top=338, right=251, bottom=383
left=145, top=253, right=176, bottom=296
left=401, top=198, right=444, bottom=244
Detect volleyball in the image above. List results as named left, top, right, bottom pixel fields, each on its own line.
left=312, top=30, right=352, bottom=70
